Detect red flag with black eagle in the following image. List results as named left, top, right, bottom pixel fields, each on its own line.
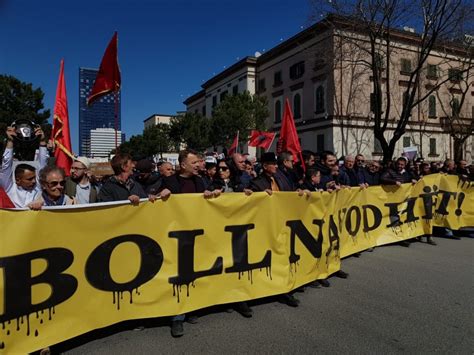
left=277, top=98, right=305, bottom=170
left=87, top=32, right=121, bottom=106
left=248, top=130, right=276, bottom=151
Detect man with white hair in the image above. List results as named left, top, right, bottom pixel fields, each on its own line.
left=64, top=156, right=98, bottom=204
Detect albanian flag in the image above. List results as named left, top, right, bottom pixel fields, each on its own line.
left=87, top=32, right=121, bottom=106
left=277, top=98, right=304, bottom=169
left=248, top=130, right=276, bottom=151
left=52, top=59, right=74, bottom=174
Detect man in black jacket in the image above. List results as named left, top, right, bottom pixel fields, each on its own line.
left=158, top=149, right=221, bottom=338
left=380, top=157, right=417, bottom=186
left=98, top=153, right=147, bottom=204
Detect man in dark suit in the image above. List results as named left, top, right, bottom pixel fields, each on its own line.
left=158, top=149, right=221, bottom=337
left=249, top=152, right=306, bottom=307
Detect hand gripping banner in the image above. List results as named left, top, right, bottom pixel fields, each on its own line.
left=0, top=174, right=472, bottom=353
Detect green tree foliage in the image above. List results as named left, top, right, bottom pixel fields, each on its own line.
left=0, top=75, right=51, bottom=159
left=210, top=91, right=268, bottom=147
left=169, top=112, right=211, bottom=151
left=117, top=123, right=173, bottom=159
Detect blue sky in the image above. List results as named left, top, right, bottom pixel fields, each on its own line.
left=0, top=0, right=314, bottom=152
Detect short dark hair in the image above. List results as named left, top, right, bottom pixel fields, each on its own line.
left=178, top=149, right=198, bottom=165
left=14, top=164, right=36, bottom=179
left=305, top=168, right=321, bottom=180
left=39, top=166, right=65, bottom=185
left=110, top=153, right=133, bottom=175
left=320, top=151, right=335, bottom=162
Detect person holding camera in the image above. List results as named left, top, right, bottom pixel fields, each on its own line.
left=0, top=126, right=48, bottom=208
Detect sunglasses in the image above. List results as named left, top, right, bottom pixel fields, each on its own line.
left=356, top=159, right=365, bottom=163
left=47, top=180, right=66, bottom=188
left=219, top=167, right=229, bottom=171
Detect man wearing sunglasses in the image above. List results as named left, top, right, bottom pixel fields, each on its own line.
left=0, top=126, right=48, bottom=208
left=28, top=166, right=74, bottom=209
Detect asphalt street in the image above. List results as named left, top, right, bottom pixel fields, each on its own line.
left=59, top=236, right=473, bottom=354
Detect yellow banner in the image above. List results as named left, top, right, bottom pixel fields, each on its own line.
left=0, top=174, right=472, bottom=353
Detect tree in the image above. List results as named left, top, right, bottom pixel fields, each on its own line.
left=117, top=123, right=173, bottom=159
left=0, top=75, right=51, bottom=159
left=311, top=1, right=473, bottom=161
left=169, top=112, right=211, bottom=151
left=210, top=91, right=269, bottom=147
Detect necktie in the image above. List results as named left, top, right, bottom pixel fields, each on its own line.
left=270, top=177, right=280, bottom=191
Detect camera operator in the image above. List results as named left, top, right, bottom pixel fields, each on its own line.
left=0, top=126, right=48, bottom=208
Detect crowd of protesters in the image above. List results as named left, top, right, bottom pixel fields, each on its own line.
left=1, top=126, right=473, bottom=338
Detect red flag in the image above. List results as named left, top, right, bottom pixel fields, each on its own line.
left=248, top=130, right=276, bottom=151
left=87, top=32, right=121, bottom=106
left=277, top=99, right=305, bottom=169
left=52, top=59, right=74, bottom=174
left=228, top=131, right=239, bottom=156
left=0, top=187, right=14, bottom=209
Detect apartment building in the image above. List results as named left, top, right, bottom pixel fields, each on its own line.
left=184, top=15, right=473, bottom=161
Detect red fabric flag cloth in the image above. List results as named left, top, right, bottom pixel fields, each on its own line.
left=87, top=32, right=121, bottom=106
left=0, top=187, right=15, bottom=209
left=277, top=99, right=305, bottom=169
left=248, top=130, right=276, bottom=151
left=228, top=131, right=239, bottom=156
left=52, top=59, right=74, bottom=174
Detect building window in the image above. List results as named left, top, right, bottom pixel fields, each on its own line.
left=315, top=85, right=325, bottom=114
left=374, top=137, right=383, bottom=153
left=202, top=105, right=206, bottom=116
left=274, top=100, right=282, bottom=123
left=212, top=96, right=217, bottom=108
left=317, top=134, right=325, bottom=152
left=403, top=136, right=411, bottom=148
left=220, top=90, right=228, bottom=102
left=427, top=64, right=438, bottom=79
left=451, top=97, right=460, bottom=116
left=428, top=95, right=436, bottom=118
left=289, top=61, right=305, bottom=80
left=429, top=138, right=437, bottom=155
left=448, top=69, right=462, bottom=82
left=293, top=93, right=302, bottom=119
left=400, top=58, right=412, bottom=75
left=274, top=71, right=282, bottom=86
left=232, top=85, right=239, bottom=95
left=258, top=78, right=266, bottom=93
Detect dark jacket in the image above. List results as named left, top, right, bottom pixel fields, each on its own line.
left=65, top=177, right=98, bottom=203
left=278, top=166, right=299, bottom=190
left=299, top=180, right=323, bottom=191
left=380, top=169, right=414, bottom=185
left=250, top=172, right=293, bottom=192
left=136, top=174, right=163, bottom=194
left=98, top=176, right=147, bottom=202
left=339, top=166, right=361, bottom=186
left=160, top=174, right=206, bottom=194
left=314, top=162, right=334, bottom=190
left=360, top=168, right=381, bottom=186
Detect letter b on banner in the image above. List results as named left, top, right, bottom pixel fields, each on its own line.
left=0, top=248, right=78, bottom=322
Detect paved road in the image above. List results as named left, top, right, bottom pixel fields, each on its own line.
left=59, top=236, right=473, bottom=354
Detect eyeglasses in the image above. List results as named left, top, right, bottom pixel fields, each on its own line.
left=46, top=180, right=66, bottom=188
left=219, top=167, right=229, bottom=171
left=356, top=159, right=365, bottom=163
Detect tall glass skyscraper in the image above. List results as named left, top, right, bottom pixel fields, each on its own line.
left=79, top=67, right=121, bottom=157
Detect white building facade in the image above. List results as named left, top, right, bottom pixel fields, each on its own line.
left=89, top=128, right=123, bottom=158
left=184, top=16, right=473, bottom=162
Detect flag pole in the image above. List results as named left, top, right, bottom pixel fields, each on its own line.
left=114, top=91, right=118, bottom=151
